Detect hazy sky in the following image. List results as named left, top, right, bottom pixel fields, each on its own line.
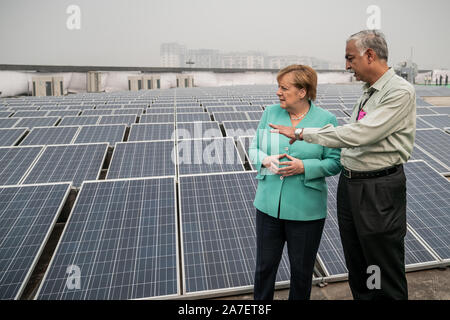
left=1, top=0, right=449, bottom=69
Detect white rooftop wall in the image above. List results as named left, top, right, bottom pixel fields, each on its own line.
left=0, top=69, right=392, bottom=97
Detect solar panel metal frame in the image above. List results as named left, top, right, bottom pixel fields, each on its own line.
left=34, top=176, right=180, bottom=300
left=0, top=182, right=72, bottom=300
left=178, top=171, right=293, bottom=298
left=21, top=143, right=108, bottom=188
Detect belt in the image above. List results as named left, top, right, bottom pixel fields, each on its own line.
left=342, top=165, right=401, bottom=179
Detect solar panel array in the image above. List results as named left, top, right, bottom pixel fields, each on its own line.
left=0, top=84, right=449, bottom=299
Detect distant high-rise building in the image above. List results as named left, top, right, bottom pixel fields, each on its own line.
left=160, top=43, right=186, bottom=67
left=160, top=43, right=332, bottom=70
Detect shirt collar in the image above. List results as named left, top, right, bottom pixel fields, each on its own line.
left=362, top=67, right=395, bottom=93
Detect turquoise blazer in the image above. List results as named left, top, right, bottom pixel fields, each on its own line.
left=249, top=102, right=342, bottom=221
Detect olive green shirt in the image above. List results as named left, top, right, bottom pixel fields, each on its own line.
left=303, top=68, right=416, bottom=171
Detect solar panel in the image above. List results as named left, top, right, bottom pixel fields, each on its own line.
left=404, top=161, right=450, bottom=262
left=81, top=109, right=115, bottom=116
left=177, top=122, right=222, bottom=140
left=140, top=114, right=174, bottom=123
left=20, top=126, right=79, bottom=146
left=14, top=117, right=59, bottom=128
left=213, top=112, right=248, bottom=122
left=430, top=107, right=450, bottom=115
left=0, top=111, right=13, bottom=117
left=176, top=113, right=211, bottom=123
left=0, top=118, right=20, bottom=129
left=416, top=107, right=438, bottom=116
left=12, top=111, right=49, bottom=118
left=146, top=108, right=175, bottom=114
left=410, top=145, right=449, bottom=175
left=414, top=129, right=450, bottom=169
left=98, top=115, right=137, bottom=126
left=206, top=106, right=236, bottom=113
left=107, top=141, right=176, bottom=179
left=418, top=115, right=450, bottom=128
left=177, top=137, right=245, bottom=176
left=0, top=182, right=71, bottom=300
left=0, top=128, right=27, bottom=146
left=22, top=143, right=107, bottom=187
left=46, top=110, right=81, bottom=117
left=416, top=117, right=435, bottom=129
left=36, top=177, right=178, bottom=299
left=222, top=120, right=259, bottom=139
left=74, top=124, right=126, bottom=146
left=113, top=108, right=144, bottom=116
left=0, top=146, right=43, bottom=185
left=128, top=123, right=175, bottom=141
left=59, top=116, right=100, bottom=126
left=175, top=107, right=204, bottom=113
left=235, top=105, right=263, bottom=112
left=179, top=172, right=290, bottom=296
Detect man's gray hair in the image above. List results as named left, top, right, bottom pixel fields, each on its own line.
left=347, top=30, right=388, bottom=61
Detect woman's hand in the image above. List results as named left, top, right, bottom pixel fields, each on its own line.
left=277, top=154, right=305, bottom=177
left=262, top=154, right=286, bottom=174
left=269, top=123, right=297, bottom=144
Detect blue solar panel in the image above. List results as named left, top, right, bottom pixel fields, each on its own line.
left=176, top=113, right=211, bottom=123
left=140, top=114, right=174, bottom=123
left=98, top=115, right=137, bottom=126
left=0, top=146, right=43, bottom=186
left=74, top=125, right=126, bottom=146
left=414, top=129, right=450, bottom=169
left=404, top=161, right=450, bottom=261
left=410, top=145, right=449, bottom=175
left=179, top=172, right=290, bottom=295
left=23, top=143, right=107, bottom=187
left=0, top=183, right=71, bottom=300
left=0, top=118, right=20, bottom=129
left=36, top=177, right=178, bottom=299
left=418, top=115, right=450, bottom=128
left=0, top=128, right=27, bottom=146
left=107, top=141, right=176, bottom=179
left=176, top=122, right=222, bottom=140
left=128, top=123, right=175, bottom=141
left=222, top=120, right=259, bottom=139
left=213, top=112, right=248, bottom=122
left=177, top=137, right=245, bottom=176
left=20, top=126, right=79, bottom=146
left=15, top=117, right=59, bottom=128
left=59, top=116, right=100, bottom=126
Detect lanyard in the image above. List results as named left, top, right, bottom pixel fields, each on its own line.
left=356, top=89, right=375, bottom=122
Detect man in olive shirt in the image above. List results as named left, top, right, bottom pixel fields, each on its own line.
left=270, top=30, right=416, bottom=300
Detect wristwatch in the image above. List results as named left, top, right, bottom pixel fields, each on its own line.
left=294, top=128, right=304, bottom=140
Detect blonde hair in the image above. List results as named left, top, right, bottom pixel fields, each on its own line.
left=277, top=65, right=317, bottom=101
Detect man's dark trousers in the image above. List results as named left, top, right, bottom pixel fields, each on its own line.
left=337, top=165, right=408, bottom=300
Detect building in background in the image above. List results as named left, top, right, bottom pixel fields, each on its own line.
left=160, top=43, right=333, bottom=70
left=32, top=76, right=64, bottom=96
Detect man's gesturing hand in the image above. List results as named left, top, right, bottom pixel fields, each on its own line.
left=269, top=123, right=297, bottom=144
